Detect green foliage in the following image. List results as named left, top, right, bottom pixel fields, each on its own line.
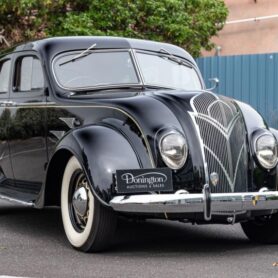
left=0, top=0, right=67, bottom=44
left=0, top=0, right=228, bottom=57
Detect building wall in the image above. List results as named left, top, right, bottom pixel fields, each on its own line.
left=196, top=53, right=278, bottom=127
left=202, top=0, right=278, bottom=56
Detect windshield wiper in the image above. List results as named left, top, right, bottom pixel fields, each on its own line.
left=159, top=48, right=193, bottom=68
left=62, top=85, right=144, bottom=96
left=59, top=43, right=97, bottom=66
left=59, top=85, right=172, bottom=98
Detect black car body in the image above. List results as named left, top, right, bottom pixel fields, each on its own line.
left=1, top=36, right=278, bottom=252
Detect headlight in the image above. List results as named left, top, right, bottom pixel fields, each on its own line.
left=159, top=131, right=188, bottom=170
left=255, top=133, right=278, bottom=169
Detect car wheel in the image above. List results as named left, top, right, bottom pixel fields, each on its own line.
left=241, top=213, right=278, bottom=244
left=61, top=156, right=116, bottom=252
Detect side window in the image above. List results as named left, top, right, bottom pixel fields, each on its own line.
left=0, top=59, right=11, bottom=94
left=14, top=56, right=44, bottom=92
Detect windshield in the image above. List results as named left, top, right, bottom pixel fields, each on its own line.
left=136, top=51, right=202, bottom=91
left=52, top=49, right=202, bottom=91
left=53, top=51, right=139, bottom=89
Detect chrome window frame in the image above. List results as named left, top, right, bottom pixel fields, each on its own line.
left=134, top=49, right=203, bottom=91
left=13, top=54, right=45, bottom=94
left=51, top=48, right=143, bottom=91
left=0, top=58, right=12, bottom=95
left=51, top=47, right=203, bottom=92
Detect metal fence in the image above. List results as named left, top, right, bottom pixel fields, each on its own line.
left=196, top=53, right=278, bottom=128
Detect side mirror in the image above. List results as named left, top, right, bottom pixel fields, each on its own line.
left=207, top=77, right=219, bottom=91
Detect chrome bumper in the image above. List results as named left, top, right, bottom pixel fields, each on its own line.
left=109, top=185, right=278, bottom=221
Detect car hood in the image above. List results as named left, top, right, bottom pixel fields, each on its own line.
left=66, top=88, right=268, bottom=193
left=94, top=88, right=262, bottom=193
left=93, top=89, right=210, bottom=191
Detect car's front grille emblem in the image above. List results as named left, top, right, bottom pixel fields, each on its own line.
left=210, top=172, right=219, bottom=187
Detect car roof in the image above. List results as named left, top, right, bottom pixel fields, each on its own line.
left=2, top=36, right=196, bottom=64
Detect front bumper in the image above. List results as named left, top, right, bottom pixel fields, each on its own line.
left=109, top=185, right=278, bottom=221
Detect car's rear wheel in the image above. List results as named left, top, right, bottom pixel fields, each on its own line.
left=241, top=213, right=278, bottom=243
left=61, top=156, right=116, bottom=252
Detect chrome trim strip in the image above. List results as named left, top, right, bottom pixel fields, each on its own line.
left=10, top=103, right=156, bottom=168
left=0, top=194, right=34, bottom=207
left=188, top=91, right=218, bottom=185
left=207, top=100, right=234, bottom=118
left=196, top=112, right=241, bottom=138
left=188, top=112, right=209, bottom=184
left=190, top=91, right=220, bottom=114
left=204, top=143, right=245, bottom=192
left=130, top=49, right=145, bottom=84
left=110, top=189, right=278, bottom=216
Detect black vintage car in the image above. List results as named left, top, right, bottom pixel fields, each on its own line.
left=0, top=36, right=278, bottom=252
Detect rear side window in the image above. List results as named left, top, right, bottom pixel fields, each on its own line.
left=0, top=59, right=11, bottom=93
left=14, top=56, right=44, bottom=92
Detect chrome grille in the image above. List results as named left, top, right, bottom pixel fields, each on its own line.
left=190, top=93, right=248, bottom=193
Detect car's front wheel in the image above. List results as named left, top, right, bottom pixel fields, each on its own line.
left=61, top=156, right=116, bottom=252
left=241, top=213, right=278, bottom=244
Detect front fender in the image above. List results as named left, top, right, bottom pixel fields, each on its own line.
left=235, top=100, right=267, bottom=135
left=236, top=100, right=277, bottom=191
left=270, top=128, right=278, bottom=141
left=52, top=125, right=140, bottom=205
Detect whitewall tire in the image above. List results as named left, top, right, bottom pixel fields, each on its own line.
left=61, top=156, right=116, bottom=252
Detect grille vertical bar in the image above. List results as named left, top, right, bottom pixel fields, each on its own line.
left=190, top=93, right=248, bottom=193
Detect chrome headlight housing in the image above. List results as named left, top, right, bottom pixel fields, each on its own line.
left=255, top=132, right=278, bottom=169
left=159, top=131, right=188, bottom=170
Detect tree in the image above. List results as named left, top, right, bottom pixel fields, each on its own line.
left=0, top=0, right=228, bottom=57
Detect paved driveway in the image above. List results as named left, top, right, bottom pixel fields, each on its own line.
left=0, top=200, right=278, bottom=278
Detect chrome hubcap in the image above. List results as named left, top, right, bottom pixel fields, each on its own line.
left=69, top=172, right=90, bottom=232
left=72, top=187, right=88, bottom=217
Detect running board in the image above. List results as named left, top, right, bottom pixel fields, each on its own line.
left=0, top=194, right=35, bottom=207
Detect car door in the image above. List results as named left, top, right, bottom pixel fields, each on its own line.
left=0, top=54, right=14, bottom=190
left=8, top=52, right=47, bottom=198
